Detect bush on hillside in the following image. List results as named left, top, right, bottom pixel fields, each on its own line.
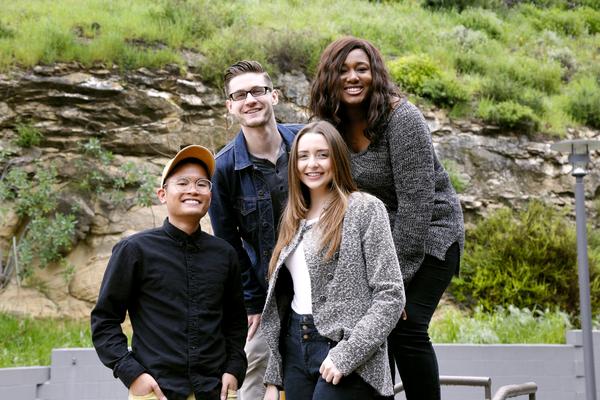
left=449, top=200, right=600, bottom=318
left=454, top=52, right=488, bottom=74
left=388, top=54, right=442, bottom=95
left=458, top=8, right=505, bottom=38
left=477, top=100, right=540, bottom=133
left=388, top=55, right=469, bottom=106
left=421, top=75, right=470, bottom=107
left=566, top=76, right=600, bottom=129
left=524, top=5, right=588, bottom=36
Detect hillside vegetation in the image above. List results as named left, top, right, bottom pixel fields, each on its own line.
left=1, top=0, right=599, bottom=135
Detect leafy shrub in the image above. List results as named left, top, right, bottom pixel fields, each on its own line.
left=454, top=52, right=488, bottom=75
left=431, top=305, right=572, bottom=344
left=477, top=99, right=540, bottom=133
left=388, top=54, right=441, bottom=95
left=458, top=8, right=504, bottom=39
left=0, top=165, right=58, bottom=218
left=388, top=55, right=469, bottom=106
left=449, top=200, right=600, bottom=317
left=581, top=7, right=600, bottom=34
left=14, top=122, right=43, bottom=148
left=421, top=75, right=470, bottom=107
left=547, top=46, right=577, bottom=81
left=0, top=139, right=155, bottom=275
left=526, top=5, right=587, bottom=36
left=479, top=76, right=521, bottom=102
left=479, top=78, right=547, bottom=114
left=446, top=25, right=489, bottom=49
left=18, top=213, right=77, bottom=271
left=76, top=138, right=156, bottom=206
left=0, top=164, right=76, bottom=273
left=565, top=76, right=600, bottom=129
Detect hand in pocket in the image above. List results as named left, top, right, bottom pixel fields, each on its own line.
left=129, top=373, right=167, bottom=400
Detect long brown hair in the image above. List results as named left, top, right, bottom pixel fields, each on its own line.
left=309, top=36, right=401, bottom=142
left=268, top=120, right=357, bottom=277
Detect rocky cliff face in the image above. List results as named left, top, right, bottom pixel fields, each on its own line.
left=0, top=63, right=598, bottom=318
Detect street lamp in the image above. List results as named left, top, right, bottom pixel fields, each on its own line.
left=551, top=138, right=600, bottom=400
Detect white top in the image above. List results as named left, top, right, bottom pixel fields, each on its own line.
left=285, top=218, right=317, bottom=314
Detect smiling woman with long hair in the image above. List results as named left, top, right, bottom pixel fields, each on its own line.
left=260, top=120, right=405, bottom=400
left=309, top=36, right=465, bottom=400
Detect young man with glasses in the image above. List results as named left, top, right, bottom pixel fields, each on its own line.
left=92, top=145, right=247, bottom=400
left=209, top=61, right=303, bottom=400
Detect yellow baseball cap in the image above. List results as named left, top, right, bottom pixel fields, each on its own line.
left=160, top=145, right=215, bottom=186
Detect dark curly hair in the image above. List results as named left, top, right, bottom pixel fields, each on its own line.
left=309, top=36, right=401, bottom=142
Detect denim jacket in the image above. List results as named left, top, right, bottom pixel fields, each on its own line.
left=209, top=124, right=303, bottom=315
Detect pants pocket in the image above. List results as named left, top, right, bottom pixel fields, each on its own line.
left=128, top=392, right=159, bottom=400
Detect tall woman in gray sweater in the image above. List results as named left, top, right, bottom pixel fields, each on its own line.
left=261, top=121, right=405, bottom=400
left=309, top=37, right=465, bottom=400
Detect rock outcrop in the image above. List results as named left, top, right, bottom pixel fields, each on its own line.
left=0, top=63, right=598, bottom=318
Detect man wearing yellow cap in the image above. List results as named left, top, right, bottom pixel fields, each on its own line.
left=91, top=145, right=247, bottom=400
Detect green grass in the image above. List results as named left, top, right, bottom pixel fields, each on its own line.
left=0, top=305, right=576, bottom=368
left=1, top=0, right=599, bottom=134
left=430, top=305, right=572, bottom=344
left=0, top=313, right=92, bottom=367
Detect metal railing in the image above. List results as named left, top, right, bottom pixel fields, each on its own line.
left=394, top=375, right=492, bottom=399
left=492, top=382, right=537, bottom=400
left=394, top=376, right=537, bottom=400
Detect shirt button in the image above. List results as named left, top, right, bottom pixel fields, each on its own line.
left=303, top=334, right=309, bottom=340
left=319, top=295, right=326, bottom=302
left=258, top=190, right=264, bottom=196
left=327, top=273, right=334, bottom=280
left=302, top=325, right=308, bottom=330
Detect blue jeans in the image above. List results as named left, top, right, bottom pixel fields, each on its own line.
left=282, top=311, right=377, bottom=400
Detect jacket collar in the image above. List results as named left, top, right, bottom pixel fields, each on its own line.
left=233, top=124, right=296, bottom=171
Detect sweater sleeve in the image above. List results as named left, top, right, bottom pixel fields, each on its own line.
left=327, top=196, right=405, bottom=375
left=387, top=102, right=436, bottom=282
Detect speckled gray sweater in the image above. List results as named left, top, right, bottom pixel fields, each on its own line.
left=350, top=100, right=465, bottom=283
left=261, top=192, right=405, bottom=396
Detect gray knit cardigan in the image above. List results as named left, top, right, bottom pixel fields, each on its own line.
left=261, top=192, right=405, bottom=396
left=350, top=100, right=465, bottom=283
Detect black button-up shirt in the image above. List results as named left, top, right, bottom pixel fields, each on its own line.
left=91, top=219, right=247, bottom=400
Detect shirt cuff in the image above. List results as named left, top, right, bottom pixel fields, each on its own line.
left=245, top=298, right=266, bottom=315
left=114, top=353, right=147, bottom=388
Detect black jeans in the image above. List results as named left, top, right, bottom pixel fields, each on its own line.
left=381, top=242, right=460, bottom=400
left=282, top=311, right=377, bottom=400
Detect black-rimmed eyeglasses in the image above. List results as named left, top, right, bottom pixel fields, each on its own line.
left=228, top=86, right=271, bottom=101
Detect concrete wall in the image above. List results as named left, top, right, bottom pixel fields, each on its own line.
left=1, top=330, right=598, bottom=400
